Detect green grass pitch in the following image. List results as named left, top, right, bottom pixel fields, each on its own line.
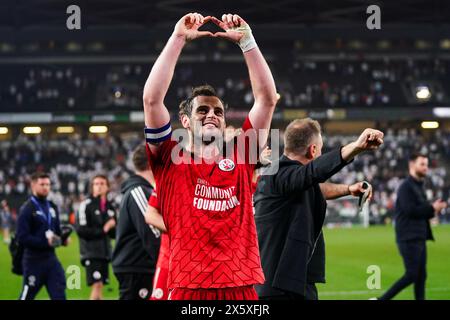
left=1, top=224, right=449, bottom=300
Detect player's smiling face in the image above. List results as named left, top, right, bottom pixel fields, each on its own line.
left=189, top=95, right=226, bottom=142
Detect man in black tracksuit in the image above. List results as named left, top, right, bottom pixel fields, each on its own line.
left=16, top=172, right=67, bottom=300
left=112, top=144, right=161, bottom=300
left=255, top=118, right=383, bottom=300
left=379, top=153, right=447, bottom=300
left=75, top=174, right=117, bottom=300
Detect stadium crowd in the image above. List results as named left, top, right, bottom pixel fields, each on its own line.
left=1, top=58, right=449, bottom=112
left=1, top=127, right=449, bottom=230
left=324, top=128, right=450, bottom=224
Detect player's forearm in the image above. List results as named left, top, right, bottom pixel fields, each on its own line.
left=144, top=206, right=167, bottom=232
left=244, top=47, right=278, bottom=108
left=151, top=215, right=167, bottom=232
left=341, top=141, right=362, bottom=162
left=319, top=183, right=350, bottom=200
left=143, top=35, right=186, bottom=112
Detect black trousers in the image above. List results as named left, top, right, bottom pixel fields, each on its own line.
left=259, top=283, right=318, bottom=300
left=19, top=255, right=66, bottom=300
left=379, top=240, right=427, bottom=300
left=115, top=273, right=154, bottom=300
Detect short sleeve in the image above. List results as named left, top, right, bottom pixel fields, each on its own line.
left=236, top=116, right=258, bottom=170
left=144, top=124, right=178, bottom=181
left=148, top=189, right=160, bottom=211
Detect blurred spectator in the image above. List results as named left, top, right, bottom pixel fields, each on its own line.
left=1, top=58, right=448, bottom=112
left=1, top=199, right=12, bottom=244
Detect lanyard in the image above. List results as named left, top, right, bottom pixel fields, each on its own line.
left=31, top=196, right=52, bottom=229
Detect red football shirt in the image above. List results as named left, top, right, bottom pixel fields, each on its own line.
left=146, top=117, right=265, bottom=289
left=148, top=190, right=170, bottom=270
left=148, top=190, right=170, bottom=300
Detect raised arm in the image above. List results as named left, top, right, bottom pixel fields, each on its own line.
left=142, top=35, right=181, bottom=128
left=143, top=13, right=212, bottom=149
left=211, top=14, right=278, bottom=146
left=245, top=47, right=278, bottom=134
left=341, top=128, right=384, bottom=161
left=278, top=129, right=384, bottom=195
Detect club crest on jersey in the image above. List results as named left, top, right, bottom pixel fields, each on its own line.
left=218, top=159, right=235, bottom=172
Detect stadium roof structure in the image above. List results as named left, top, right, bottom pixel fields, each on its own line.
left=1, top=0, right=450, bottom=43
left=1, top=0, right=450, bottom=29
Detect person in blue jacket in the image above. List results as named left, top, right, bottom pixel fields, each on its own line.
left=16, top=172, right=68, bottom=300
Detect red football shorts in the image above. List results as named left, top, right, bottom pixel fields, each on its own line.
left=167, top=286, right=259, bottom=300
left=150, top=267, right=169, bottom=300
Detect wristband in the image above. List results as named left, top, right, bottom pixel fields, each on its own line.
left=231, top=24, right=257, bottom=52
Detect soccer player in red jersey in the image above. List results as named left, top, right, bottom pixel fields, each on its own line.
left=142, top=13, right=278, bottom=300
left=145, top=189, right=169, bottom=300
left=150, top=232, right=170, bottom=300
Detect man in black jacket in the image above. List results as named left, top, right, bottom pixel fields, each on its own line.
left=112, top=144, right=161, bottom=300
left=254, top=118, right=383, bottom=300
left=378, top=153, right=447, bottom=300
left=75, top=174, right=117, bottom=300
